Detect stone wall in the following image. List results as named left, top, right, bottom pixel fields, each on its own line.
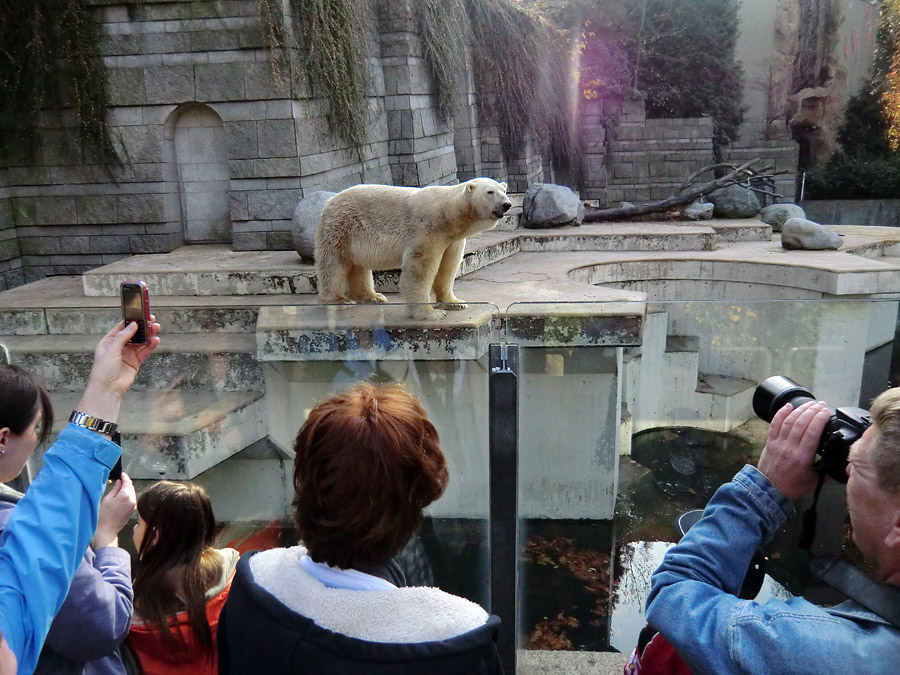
left=582, top=99, right=717, bottom=204
left=0, top=0, right=464, bottom=284
left=802, top=199, right=900, bottom=227
left=0, top=0, right=801, bottom=288
left=579, top=97, right=799, bottom=205
left=0, top=168, right=21, bottom=291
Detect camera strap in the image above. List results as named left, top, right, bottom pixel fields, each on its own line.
left=809, top=555, right=900, bottom=629
left=798, top=473, right=826, bottom=550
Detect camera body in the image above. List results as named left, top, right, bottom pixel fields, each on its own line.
left=752, top=375, right=872, bottom=483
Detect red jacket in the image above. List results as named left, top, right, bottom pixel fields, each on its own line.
left=127, top=548, right=239, bottom=675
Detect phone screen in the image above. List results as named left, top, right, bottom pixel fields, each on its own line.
left=121, top=282, right=148, bottom=344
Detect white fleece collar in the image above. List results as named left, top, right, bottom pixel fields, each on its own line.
left=249, top=546, right=489, bottom=643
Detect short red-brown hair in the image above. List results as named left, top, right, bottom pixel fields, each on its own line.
left=292, top=382, right=448, bottom=568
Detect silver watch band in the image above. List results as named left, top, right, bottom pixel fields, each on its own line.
left=68, top=410, right=118, bottom=436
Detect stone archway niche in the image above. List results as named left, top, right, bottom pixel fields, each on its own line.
left=173, top=105, right=232, bottom=243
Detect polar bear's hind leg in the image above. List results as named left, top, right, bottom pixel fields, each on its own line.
left=347, top=265, right=387, bottom=304
left=315, top=244, right=352, bottom=304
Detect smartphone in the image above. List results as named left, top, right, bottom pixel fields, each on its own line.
left=121, top=281, right=150, bottom=344
left=108, top=431, right=123, bottom=482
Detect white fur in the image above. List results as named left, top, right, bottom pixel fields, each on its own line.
left=249, top=546, right=489, bottom=643
left=315, top=178, right=511, bottom=319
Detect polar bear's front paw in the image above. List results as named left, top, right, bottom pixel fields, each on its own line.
left=320, top=293, right=352, bottom=305
left=435, top=293, right=467, bottom=310
left=410, top=305, right=447, bottom=321
left=353, top=292, right=388, bottom=304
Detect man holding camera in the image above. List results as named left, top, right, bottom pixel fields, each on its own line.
left=645, top=393, right=900, bottom=674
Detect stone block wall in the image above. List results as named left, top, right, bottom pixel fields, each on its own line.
left=378, top=0, right=458, bottom=188
left=580, top=100, right=608, bottom=199
left=721, top=126, right=800, bottom=202
left=604, top=100, right=716, bottom=204
left=580, top=97, right=798, bottom=205
left=0, top=169, right=22, bottom=291
left=0, top=1, right=803, bottom=288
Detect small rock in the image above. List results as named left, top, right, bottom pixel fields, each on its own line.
left=292, top=191, right=335, bottom=262
left=760, top=203, right=805, bottom=232
left=522, top=183, right=585, bottom=229
left=708, top=184, right=761, bottom=218
left=683, top=200, right=714, bottom=221
left=781, top=217, right=843, bottom=250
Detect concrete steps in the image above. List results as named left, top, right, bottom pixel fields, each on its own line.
left=75, top=221, right=769, bottom=299
left=81, top=233, right=522, bottom=297
left=1, top=332, right=261, bottom=392
left=625, top=311, right=757, bottom=441
left=46, top=390, right=267, bottom=480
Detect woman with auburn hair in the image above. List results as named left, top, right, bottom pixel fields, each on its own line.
left=127, top=481, right=239, bottom=675
left=218, top=382, right=503, bottom=674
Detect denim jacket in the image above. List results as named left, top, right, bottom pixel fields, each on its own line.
left=646, top=465, right=900, bottom=675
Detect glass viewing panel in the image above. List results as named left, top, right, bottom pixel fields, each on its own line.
left=506, top=297, right=899, bottom=661
left=12, top=294, right=900, bottom=667
left=21, top=301, right=502, bottom=613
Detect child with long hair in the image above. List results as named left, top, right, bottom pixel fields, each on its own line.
left=127, top=481, right=239, bottom=675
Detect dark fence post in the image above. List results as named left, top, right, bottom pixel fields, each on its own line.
left=489, top=343, right=519, bottom=675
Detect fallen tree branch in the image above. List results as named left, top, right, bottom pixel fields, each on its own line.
left=583, top=157, right=777, bottom=222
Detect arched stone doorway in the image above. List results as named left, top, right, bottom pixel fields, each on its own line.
left=173, top=105, right=232, bottom=243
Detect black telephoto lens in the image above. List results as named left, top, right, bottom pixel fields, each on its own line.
left=752, top=375, right=815, bottom=422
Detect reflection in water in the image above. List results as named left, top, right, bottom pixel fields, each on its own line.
left=609, top=541, right=792, bottom=654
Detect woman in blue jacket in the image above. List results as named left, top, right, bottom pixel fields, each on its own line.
left=0, top=319, right=160, bottom=674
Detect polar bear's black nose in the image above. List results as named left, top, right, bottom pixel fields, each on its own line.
left=502, top=202, right=511, bottom=213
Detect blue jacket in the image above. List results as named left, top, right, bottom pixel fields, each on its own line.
left=0, top=425, right=121, bottom=675
left=646, top=465, right=900, bottom=674
left=0, top=501, right=132, bottom=675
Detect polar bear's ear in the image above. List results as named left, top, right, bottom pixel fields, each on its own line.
left=467, top=182, right=475, bottom=191
left=499, top=182, right=508, bottom=191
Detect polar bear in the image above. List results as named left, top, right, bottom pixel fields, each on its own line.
left=315, top=178, right=511, bottom=319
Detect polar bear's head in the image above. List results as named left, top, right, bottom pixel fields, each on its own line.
left=466, top=178, right=512, bottom=220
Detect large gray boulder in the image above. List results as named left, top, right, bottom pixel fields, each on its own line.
left=292, top=191, right=335, bottom=262
left=522, top=183, right=585, bottom=229
left=683, top=200, right=714, bottom=221
left=708, top=184, right=761, bottom=218
left=760, top=203, right=805, bottom=233
left=781, top=217, right=843, bottom=250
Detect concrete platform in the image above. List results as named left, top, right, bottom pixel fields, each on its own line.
left=1, top=332, right=261, bottom=391
left=519, top=650, right=628, bottom=674
left=6, top=218, right=900, bottom=492
left=47, top=390, right=267, bottom=480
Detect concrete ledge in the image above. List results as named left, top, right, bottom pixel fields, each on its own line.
left=256, top=303, right=500, bottom=361
left=518, top=649, right=628, bottom=675
left=48, top=390, right=267, bottom=480
left=2, top=333, right=261, bottom=391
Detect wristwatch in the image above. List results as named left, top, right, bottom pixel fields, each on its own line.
left=68, top=410, right=118, bottom=437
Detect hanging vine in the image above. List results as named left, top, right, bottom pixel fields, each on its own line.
left=421, top=0, right=471, bottom=122
left=465, top=0, right=580, bottom=172
left=256, top=0, right=289, bottom=83
left=291, top=0, right=371, bottom=152
left=0, top=0, right=117, bottom=165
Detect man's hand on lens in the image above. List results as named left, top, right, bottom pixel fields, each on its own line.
left=757, top=400, right=830, bottom=501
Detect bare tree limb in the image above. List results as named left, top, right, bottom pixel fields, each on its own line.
left=583, top=158, right=778, bottom=223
